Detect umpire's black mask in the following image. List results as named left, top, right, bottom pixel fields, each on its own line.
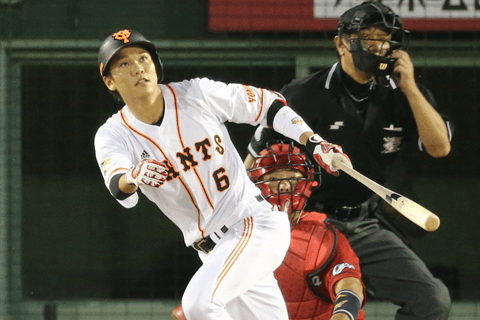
left=348, top=38, right=397, bottom=77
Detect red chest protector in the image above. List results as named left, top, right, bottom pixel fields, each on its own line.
left=274, top=212, right=338, bottom=320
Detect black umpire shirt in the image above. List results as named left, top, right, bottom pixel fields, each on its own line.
left=248, top=62, right=452, bottom=211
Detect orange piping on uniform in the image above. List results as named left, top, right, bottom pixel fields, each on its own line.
left=271, top=90, right=287, bottom=106
left=213, top=217, right=253, bottom=297
left=165, top=84, right=215, bottom=215
left=255, top=89, right=286, bottom=123
left=254, top=89, right=265, bottom=122
left=119, top=107, right=206, bottom=238
left=193, top=169, right=214, bottom=209
left=211, top=217, right=254, bottom=299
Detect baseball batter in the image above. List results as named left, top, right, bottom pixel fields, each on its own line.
left=94, top=29, right=351, bottom=320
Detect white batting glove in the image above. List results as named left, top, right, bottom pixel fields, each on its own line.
left=125, top=159, right=168, bottom=188
left=306, top=134, right=352, bottom=176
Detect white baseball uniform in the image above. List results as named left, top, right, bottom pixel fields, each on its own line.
left=94, top=78, right=292, bottom=320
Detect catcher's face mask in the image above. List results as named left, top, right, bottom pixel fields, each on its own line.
left=248, top=141, right=319, bottom=224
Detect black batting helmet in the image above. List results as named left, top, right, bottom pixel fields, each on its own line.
left=337, top=1, right=407, bottom=48
left=98, top=29, right=164, bottom=82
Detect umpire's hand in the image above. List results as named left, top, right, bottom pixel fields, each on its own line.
left=391, top=50, right=417, bottom=94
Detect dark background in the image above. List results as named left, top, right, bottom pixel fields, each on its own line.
left=2, top=0, right=479, bottom=302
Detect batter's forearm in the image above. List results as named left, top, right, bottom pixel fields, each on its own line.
left=108, top=173, right=138, bottom=200
left=119, top=174, right=138, bottom=194
left=271, top=106, right=318, bottom=145
left=299, top=131, right=315, bottom=145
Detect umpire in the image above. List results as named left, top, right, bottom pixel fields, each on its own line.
left=245, top=1, right=453, bottom=319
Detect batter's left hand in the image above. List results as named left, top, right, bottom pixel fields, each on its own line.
left=391, top=50, right=417, bottom=93
left=125, top=159, right=168, bottom=188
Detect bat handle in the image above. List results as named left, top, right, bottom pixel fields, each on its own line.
left=332, top=154, right=352, bottom=172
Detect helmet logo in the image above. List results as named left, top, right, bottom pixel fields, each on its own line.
left=379, top=63, right=388, bottom=70
left=113, top=29, right=132, bottom=44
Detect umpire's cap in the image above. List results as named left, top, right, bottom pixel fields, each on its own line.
left=337, top=1, right=405, bottom=44
left=98, top=29, right=164, bottom=82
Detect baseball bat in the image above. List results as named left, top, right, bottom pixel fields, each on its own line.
left=332, top=155, right=440, bottom=232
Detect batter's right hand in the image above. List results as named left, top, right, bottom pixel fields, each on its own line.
left=125, top=159, right=168, bottom=188
left=306, top=134, right=352, bottom=176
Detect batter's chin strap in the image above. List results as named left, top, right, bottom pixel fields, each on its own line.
left=333, top=289, right=362, bottom=320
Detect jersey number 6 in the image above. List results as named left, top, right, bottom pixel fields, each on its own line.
left=213, top=168, right=230, bottom=192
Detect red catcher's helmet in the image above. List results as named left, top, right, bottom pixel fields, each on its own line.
left=249, top=141, right=319, bottom=223
left=98, top=29, right=164, bottom=82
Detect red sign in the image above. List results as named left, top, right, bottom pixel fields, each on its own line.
left=209, top=0, right=480, bottom=31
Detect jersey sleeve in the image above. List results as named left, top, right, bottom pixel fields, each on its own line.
left=194, top=77, right=286, bottom=127
left=94, top=125, right=139, bottom=208
left=321, top=225, right=363, bottom=303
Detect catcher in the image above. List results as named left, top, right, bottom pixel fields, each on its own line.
left=173, top=141, right=366, bottom=320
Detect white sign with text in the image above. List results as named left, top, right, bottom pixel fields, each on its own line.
left=314, top=0, right=480, bottom=19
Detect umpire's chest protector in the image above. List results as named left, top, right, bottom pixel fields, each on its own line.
left=274, top=212, right=338, bottom=319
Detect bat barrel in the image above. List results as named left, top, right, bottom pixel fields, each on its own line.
left=332, top=155, right=441, bottom=233
left=425, top=215, right=441, bottom=232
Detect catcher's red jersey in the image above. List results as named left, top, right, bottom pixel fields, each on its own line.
left=274, top=212, right=365, bottom=320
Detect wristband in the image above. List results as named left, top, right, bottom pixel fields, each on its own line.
left=272, top=106, right=313, bottom=144
left=332, top=290, right=362, bottom=320
left=305, top=133, right=323, bottom=151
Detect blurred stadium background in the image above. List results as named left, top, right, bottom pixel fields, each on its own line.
left=1, top=0, right=479, bottom=319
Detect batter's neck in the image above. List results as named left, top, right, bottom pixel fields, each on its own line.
left=126, top=89, right=165, bottom=124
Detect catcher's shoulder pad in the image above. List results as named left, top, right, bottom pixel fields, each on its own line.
left=297, top=212, right=338, bottom=301
left=274, top=211, right=338, bottom=315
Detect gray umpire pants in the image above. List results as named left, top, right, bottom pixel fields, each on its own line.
left=328, top=217, right=451, bottom=320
